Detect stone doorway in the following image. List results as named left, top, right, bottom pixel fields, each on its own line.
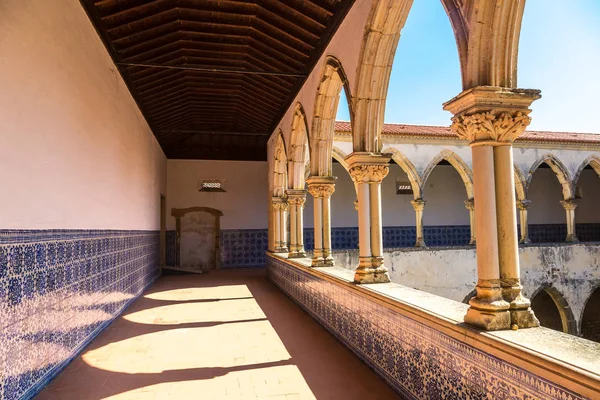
left=170, top=207, right=223, bottom=272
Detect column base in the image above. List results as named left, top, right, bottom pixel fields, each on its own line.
left=469, top=238, right=476, bottom=246
left=464, top=282, right=511, bottom=330
left=502, top=286, right=540, bottom=329
left=519, top=238, right=531, bottom=244
left=464, top=307, right=511, bottom=331
left=566, top=234, right=579, bottom=243
left=311, top=257, right=324, bottom=267
left=354, top=257, right=390, bottom=284
left=288, top=251, right=307, bottom=259
left=322, top=250, right=335, bottom=267
left=510, top=308, right=540, bottom=329
left=415, top=238, right=427, bottom=248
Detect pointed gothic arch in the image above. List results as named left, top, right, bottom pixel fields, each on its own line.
left=383, top=147, right=423, bottom=200
left=527, top=154, right=574, bottom=200
left=352, top=0, right=413, bottom=152
left=573, top=156, right=600, bottom=188
left=421, top=150, right=474, bottom=199
left=288, top=104, right=310, bottom=190
left=310, top=56, right=352, bottom=177
left=441, top=0, right=526, bottom=89
left=272, top=132, right=288, bottom=197
left=514, top=164, right=527, bottom=201
left=530, top=286, right=577, bottom=334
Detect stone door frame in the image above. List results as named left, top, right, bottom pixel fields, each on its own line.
left=171, top=207, right=224, bottom=269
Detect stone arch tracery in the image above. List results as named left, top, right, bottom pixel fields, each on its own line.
left=352, top=0, right=414, bottom=152
left=288, top=104, right=310, bottom=190
left=311, top=56, right=352, bottom=177
left=273, top=132, right=288, bottom=197
left=441, top=0, right=526, bottom=89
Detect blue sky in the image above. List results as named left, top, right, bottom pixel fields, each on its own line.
left=336, top=0, right=600, bottom=134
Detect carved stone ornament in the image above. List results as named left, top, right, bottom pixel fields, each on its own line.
left=272, top=201, right=289, bottom=211
left=516, top=199, right=531, bottom=211
left=464, top=199, right=475, bottom=211
left=560, top=199, right=579, bottom=211
left=410, top=199, right=426, bottom=211
left=287, top=196, right=306, bottom=206
left=349, top=164, right=389, bottom=183
left=450, top=110, right=532, bottom=143
left=308, top=184, right=335, bottom=198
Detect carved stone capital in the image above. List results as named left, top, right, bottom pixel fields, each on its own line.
left=306, top=176, right=336, bottom=198
left=272, top=197, right=287, bottom=211
left=410, top=199, right=426, bottom=212
left=349, top=164, right=389, bottom=183
left=286, top=189, right=307, bottom=206
left=464, top=199, right=475, bottom=211
left=443, top=86, right=541, bottom=144
left=450, top=110, right=532, bottom=143
left=516, top=199, right=531, bottom=211
left=560, top=199, right=579, bottom=211
left=344, top=152, right=391, bottom=184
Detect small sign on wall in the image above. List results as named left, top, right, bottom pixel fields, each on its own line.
left=199, top=179, right=226, bottom=192
left=396, top=180, right=413, bottom=195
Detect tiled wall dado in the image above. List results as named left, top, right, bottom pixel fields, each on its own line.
left=0, top=230, right=160, bottom=400
left=167, top=224, right=600, bottom=268
left=267, top=255, right=586, bottom=400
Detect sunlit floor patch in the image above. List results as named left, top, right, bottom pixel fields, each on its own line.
left=38, top=269, right=398, bottom=400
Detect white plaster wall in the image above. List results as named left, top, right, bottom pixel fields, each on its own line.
left=576, top=169, right=600, bottom=223
left=166, top=160, right=269, bottom=230
left=330, top=163, right=471, bottom=227
left=333, top=244, right=600, bottom=329
left=527, top=168, right=566, bottom=224
left=0, top=0, right=166, bottom=230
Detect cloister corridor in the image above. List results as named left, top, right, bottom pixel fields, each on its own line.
left=37, top=270, right=397, bottom=400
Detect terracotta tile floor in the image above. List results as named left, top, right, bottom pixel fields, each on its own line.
left=38, top=269, right=399, bottom=399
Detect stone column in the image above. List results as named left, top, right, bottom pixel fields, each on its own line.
left=272, top=199, right=281, bottom=251
left=410, top=199, right=426, bottom=247
left=307, top=177, right=336, bottom=267
left=286, top=190, right=307, bottom=258
left=464, top=199, right=476, bottom=245
left=444, top=86, right=541, bottom=330
left=272, top=198, right=288, bottom=252
left=561, top=199, right=579, bottom=243
left=516, top=200, right=531, bottom=244
left=279, top=201, right=289, bottom=253
left=346, top=152, right=391, bottom=284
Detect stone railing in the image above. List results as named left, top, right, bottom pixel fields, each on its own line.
left=267, top=253, right=600, bottom=400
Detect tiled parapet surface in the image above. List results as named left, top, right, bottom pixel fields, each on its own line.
left=267, top=255, right=596, bottom=400
left=0, top=230, right=160, bottom=400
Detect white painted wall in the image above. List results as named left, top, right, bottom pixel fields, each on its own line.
left=333, top=243, right=600, bottom=330
left=166, top=160, right=269, bottom=230
left=0, top=0, right=166, bottom=230
left=527, top=168, right=566, bottom=224
left=577, top=169, right=600, bottom=223
left=330, top=163, right=471, bottom=227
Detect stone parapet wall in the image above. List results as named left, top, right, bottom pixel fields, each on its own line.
left=267, top=255, right=600, bottom=399
left=0, top=230, right=160, bottom=400
left=331, top=243, right=600, bottom=336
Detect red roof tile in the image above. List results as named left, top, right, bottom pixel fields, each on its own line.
left=334, top=121, right=600, bottom=145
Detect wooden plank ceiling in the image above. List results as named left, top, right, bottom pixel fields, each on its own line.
left=81, top=0, right=355, bottom=161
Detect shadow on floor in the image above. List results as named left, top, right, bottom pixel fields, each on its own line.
left=36, top=269, right=398, bottom=399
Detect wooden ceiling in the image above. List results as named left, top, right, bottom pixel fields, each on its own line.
left=81, top=0, right=355, bottom=161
